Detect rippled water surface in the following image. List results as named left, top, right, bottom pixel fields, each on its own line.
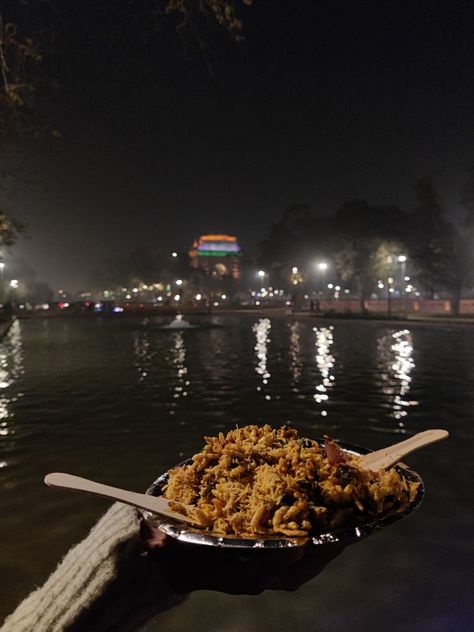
left=0, top=316, right=473, bottom=630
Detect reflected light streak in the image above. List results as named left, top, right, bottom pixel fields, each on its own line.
left=378, top=329, right=416, bottom=429
left=253, top=318, right=271, bottom=398
left=0, top=320, right=24, bottom=466
left=313, top=326, right=335, bottom=415
left=171, top=332, right=189, bottom=400
left=132, top=331, right=152, bottom=382
left=289, top=322, right=302, bottom=386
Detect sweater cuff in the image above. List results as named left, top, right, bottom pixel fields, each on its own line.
left=1, top=503, right=185, bottom=632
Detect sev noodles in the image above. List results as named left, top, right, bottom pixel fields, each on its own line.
left=163, top=424, right=419, bottom=537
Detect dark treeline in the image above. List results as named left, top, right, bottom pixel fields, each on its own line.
left=258, top=174, right=474, bottom=314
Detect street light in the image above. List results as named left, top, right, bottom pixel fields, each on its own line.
left=257, top=270, right=266, bottom=289
left=171, top=252, right=178, bottom=258
left=9, top=279, right=18, bottom=289
left=316, top=261, right=328, bottom=295
left=398, top=255, right=407, bottom=291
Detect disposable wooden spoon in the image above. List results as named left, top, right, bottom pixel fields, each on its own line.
left=358, top=429, right=449, bottom=471
left=44, top=472, right=200, bottom=527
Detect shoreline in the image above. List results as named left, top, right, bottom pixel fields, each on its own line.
left=13, top=308, right=474, bottom=327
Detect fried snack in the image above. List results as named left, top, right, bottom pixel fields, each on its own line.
left=163, top=425, right=419, bottom=537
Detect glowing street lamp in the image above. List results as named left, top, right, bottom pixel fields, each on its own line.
left=9, top=279, right=18, bottom=289
left=171, top=252, right=178, bottom=258
left=257, top=270, right=266, bottom=288
left=316, top=262, right=328, bottom=295
left=176, top=279, right=183, bottom=286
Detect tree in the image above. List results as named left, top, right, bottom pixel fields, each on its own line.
left=410, top=177, right=471, bottom=314
left=258, top=204, right=334, bottom=290
left=0, top=1, right=253, bottom=141
left=333, top=200, right=410, bottom=311
left=461, top=164, right=474, bottom=227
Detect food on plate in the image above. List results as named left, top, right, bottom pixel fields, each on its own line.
left=163, top=424, right=419, bottom=537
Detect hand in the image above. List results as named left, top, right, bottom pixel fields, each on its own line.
left=139, top=518, right=346, bottom=596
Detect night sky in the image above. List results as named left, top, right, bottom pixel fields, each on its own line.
left=6, top=0, right=474, bottom=292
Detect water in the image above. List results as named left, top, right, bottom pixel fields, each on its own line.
left=0, top=316, right=473, bottom=630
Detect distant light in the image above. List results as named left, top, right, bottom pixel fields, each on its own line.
left=174, top=294, right=180, bottom=301
left=221, top=294, right=227, bottom=300
left=19, top=304, right=25, bottom=309
left=41, top=303, right=49, bottom=310
left=344, top=289, right=350, bottom=294
left=388, top=277, right=394, bottom=284
left=9, top=279, right=19, bottom=289
left=195, top=293, right=202, bottom=301
left=389, top=288, right=395, bottom=293
left=125, top=294, right=131, bottom=299
left=213, top=301, right=219, bottom=307
left=304, top=294, right=309, bottom=299
left=255, top=300, right=261, bottom=306
left=113, top=306, right=124, bottom=313
left=378, top=283, right=385, bottom=289
left=292, top=266, right=298, bottom=274
left=59, top=302, right=70, bottom=309
left=258, top=270, right=265, bottom=278
left=157, top=296, right=163, bottom=302
left=404, top=276, right=410, bottom=281
left=0, top=262, right=4, bottom=271
left=132, top=288, right=138, bottom=293
left=317, top=262, right=328, bottom=271
left=176, top=279, right=183, bottom=286
left=285, top=300, right=292, bottom=306
left=57, top=289, right=63, bottom=294
left=398, top=255, right=407, bottom=263
left=415, top=291, right=421, bottom=296
left=405, top=287, right=412, bottom=293
left=250, top=291, right=256, bottom=297
left=335, top=285, right=341, bottom=291
left=327, top=283, right=334, bottom=289
left=171, top=252, right=178, bottom=258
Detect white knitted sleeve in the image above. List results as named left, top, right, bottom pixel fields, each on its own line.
left=1, top=503, right=185, bottom=632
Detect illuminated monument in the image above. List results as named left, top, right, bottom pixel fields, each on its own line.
left=189, top=234, right=241, bottom=279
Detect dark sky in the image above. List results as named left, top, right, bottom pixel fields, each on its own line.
left=6, top=0, right=474, bottom=292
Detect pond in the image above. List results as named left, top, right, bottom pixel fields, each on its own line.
left=0, top=315, right=472, bottom=630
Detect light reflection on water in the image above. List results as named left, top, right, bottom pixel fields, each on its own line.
left=253, top=318, right=271, bottom=400
left=289, top=321, right=302, bottom=386
left=0, top=321, right=24, bottom=464
left=377, top=328, right=416, bottom=431
left=313, top=325, right=335, bottom=417
left=170, top=332, right=190, bottom=402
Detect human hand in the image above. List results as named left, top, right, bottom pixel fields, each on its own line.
left=139, top=518, right=346, bottom=596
